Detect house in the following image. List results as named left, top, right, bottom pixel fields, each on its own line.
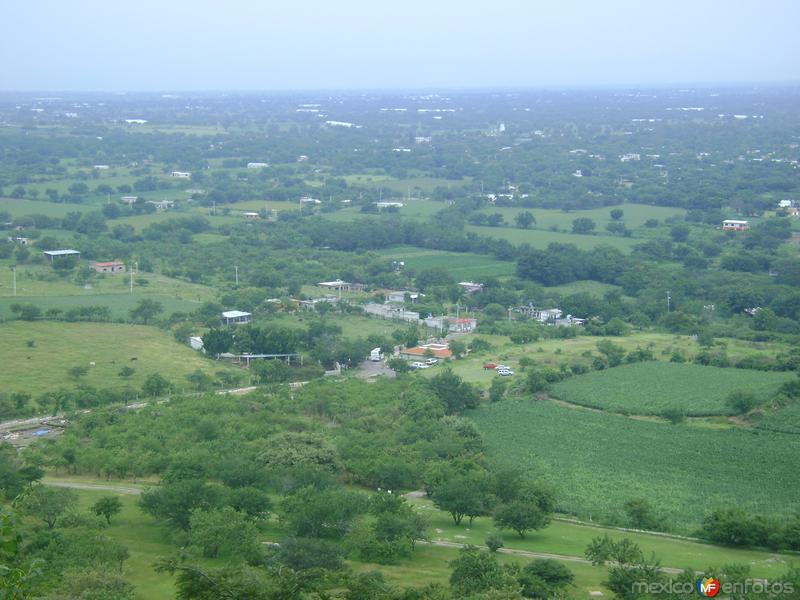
left=318, top=279, right=365, bottom=294
left=93, top=164, right=110, bottom=170
left=554, top=315, right=586, bottom=327
left=449, top=317, right=478, bottom=333
left=90, top=261, right=125, bottom=274
left=43, top=249, right=80, bottom=261
left=778, top=199, right=795, bottom=208
left=148, top=199, right=174, bottom=210
left=247, top=162, right=269, bottom=168
left=220, top=310, right=252, bottom=325
left=458, top=281, right=484, bottom=294
left=242, top=211, right=260, bottom=219
left=121, top=196, right=138, bottom=205
left=400, top=343, right=452, bottom=360
left=620, top=153, right=641, bottom=162
left=299, top=197, right=321, bottom=205
left=300, top=296, right=339, bottom=310
left=8, top=237, right=29, bottom=245
left=171, top=171, right=191, bottom=178
left=376, top=202, right=404, bottom=209
left=385, top=290, right=420, bottom=303
left=188, top=336, right=204, bottom=351
left=517, top=305, right=563, bottom=322
left=363, top=303, right=420, bottom=323
left=722, top=219, right=750, bottom=231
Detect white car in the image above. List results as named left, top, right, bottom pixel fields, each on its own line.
left=410, top=361, right=430, bottom=370
left=497, top=368, right=514, bottom=376
left=495, top=364, right=509, bottom=371
left=425, top=358, right=439, bottom=365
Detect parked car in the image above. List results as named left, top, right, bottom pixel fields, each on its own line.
left=425, top=358, right=439, bottom=365
left=494, top=364, right=509, bottom=371
left=410, top=361, right=430, bottom=370
left=483, top=363, right=497, bottom=370
left=497, top=368, right=514, bottom=376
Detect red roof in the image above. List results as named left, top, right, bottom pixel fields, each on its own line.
left=92, top=261, right=124, bottom=267
left=402, top=346, right=452, bottom=358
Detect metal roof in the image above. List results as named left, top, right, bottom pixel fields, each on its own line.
left=43, top=249, right=80, bottom=256
left=221, top=310, right=251, bottom=319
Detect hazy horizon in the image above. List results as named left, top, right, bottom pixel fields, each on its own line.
left=2, top=0, right=798, bottom=92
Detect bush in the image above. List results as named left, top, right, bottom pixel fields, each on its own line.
left=485, top=532, right=504, bottom=552
left=726, top=390, right=760, bottom=415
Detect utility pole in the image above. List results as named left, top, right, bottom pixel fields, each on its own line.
left=11, top=265, right=16, bottom=297
left=666, top=290, right=671, bottom=313
left=234, top=265, right=239, bottom=286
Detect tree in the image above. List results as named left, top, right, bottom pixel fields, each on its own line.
left=670, top=224, right=690, bottom=242
left=493, top=499, right=549, bottom=538
left=281, top=486, right=367, bottom=539
left=433, top=472, right=494, bottom=526
left=610, top=208, right=624, bottom=221
left=449, top=545, right=517, bottom=597
left=486, top=532, right=504, bottom=552
left=726, top=390, right=760, bottom=415
left=117, top=366, right=135, bottom=379
left=23, top=485, right=77, bottom=529
left=142, top=373, right=171, bottom=397
left=571, top=218, right=595, bottom=234
left=623, top=498, right=663, bottom=531
left=49, top=568, right=135, bottom=600
left=518, top=559, right=575, bottom=599
left=202, top=328, right=234, bottom=357
left=448, top=339, right=466, bottom=358
left=67, top=365, right=89, bottom=380
left=387, top=358, right=411, bottom=374
left=128, top=299, right=163, bottom=324
left=91, top=496, right=122, bottom=525
left=428, top=368, right=480, bottom=414
left=139, top=479, right=225, bottom=530
left=515, top=211, right=536, bottom=229
left=188, top=506, right=259, bottom=559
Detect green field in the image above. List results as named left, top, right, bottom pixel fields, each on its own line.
left=470, top=400, right=800, bottom=531
left=0, top=293, right=204, bottom=320
left=545, top=280, right=622, bottom=298
left=756, top=400, right=800, bottom=434
left=467, top=225, right=639, bottom=252
left=374, top=246, right=516, bottom=278
left=476, top=203, right=685, bottom=230
left=0, top=197, right=92, bottom=218
left=550, top=362, right=795, bottom=416
left=0, top=321, right=238, bottom=397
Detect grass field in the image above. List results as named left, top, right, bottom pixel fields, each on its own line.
left=0, top=197, right=92, bottom=218
left=47, top=477, right=799, bottom=600
left=475, top=203, right=685, bottom=231
left=467, top=224, right=640, bottom=252
left=756, top=399, right=800, bottom=434
left=324, top=198, right=448, bottom=222
left=550, top=362, right=795, bottom=416
left=340, top=174, right=472, bottom=195
left=0, top=293, right=205, bottom=320
left=469, top=400, right=800, bottom=531
left=374, top=246, right=516, bottom=278
left=544, top=280, right=622, bottom=298
left=0, top=321, right=238, bottom=397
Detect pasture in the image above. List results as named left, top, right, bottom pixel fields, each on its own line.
left=469, top=400, right=800, bottom=531
left=475, top=203, right=685, bottom=230
left=0, top=197, right=91, bottom=218
left=467, top=224, right=639, bottom=252
left=0, top=321, right=238, bottom=397
left=374, top=245, right=516, bottom=278
left=550, top=362, right=795, bottom=416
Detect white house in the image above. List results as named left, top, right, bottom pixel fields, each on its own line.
left=722, top=219, right=750, bottom=231
left=171, top=171, right=191, bottom=178
left=386, top=290, right=420, bottom=303
left=458, top=282, right=484, bottom=294
left=376, top=201, right=404, bottom=209
left=221, top=310, right=252, bottom=325
left=43, top=249, right=80, bottom=261
left=247, top=162, right=269, bottom=169
left=517, top=305, right=563, bottom=322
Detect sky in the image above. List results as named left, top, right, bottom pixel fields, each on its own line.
left=2, top=0, right=799, bottom=91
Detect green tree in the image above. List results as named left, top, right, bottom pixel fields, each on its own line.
left=493, top=499, right=549, bottom=538
left=610, top=208, right=624, bottom=221
left=91, top=496, right=122, bottom=525
left=23, top=485, right=77, bottom=529
left=726, top=390, right=760, bottom=415
left=128, top=299, right=163, bottom=324
left=142, top=373, right=171, bottom=397
left=67, top=365, right=89, bottom=380
left=433, top=472, right=494, bottom=526
left=515, top=211, right=536, bottom=229
left=448, top=339, right=466, bottom=358
left=449, top=545, right=517, bottom=597
left=117, top=366, right=135, bottom=379
left=188, top=506, right=259, bottom=559
left=571, top=217, right=596, bottom=234
left=428, top=368, right=480, bottom=414
left=518, top=559, right=575, bottom=599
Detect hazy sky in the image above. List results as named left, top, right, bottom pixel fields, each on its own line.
left=2, top=0, right=798, bottom=91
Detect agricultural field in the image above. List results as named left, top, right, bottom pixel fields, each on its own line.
left=467, top=224, right=639, bottom=252
left=324, top=198, right=447, bottom=222
left=550, top=362, right=795, bottom=416
left=469, top=399, right=800, bottom=532
left=374, top=245, right=516, bottom=278
left=0, top=321, right=239, bottom=396
left=340, top=174, right=472, bottom=195
left=544, top=280, right=622, bottom=298
left=756, top=400, right=800, bottom=434
left=0, top=197, right=92, bottom=218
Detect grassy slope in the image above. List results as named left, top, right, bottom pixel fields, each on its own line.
left=0, top=321, right=238, bottom=396
left=373, top=246, right=516, bottom=279
left=475, top=204, right=686, bottom=230
left=467, top=225, right=639, bottom=252
left=469, top=400, right=800, bottom=530
left=550, top=362, right=795, bottom=416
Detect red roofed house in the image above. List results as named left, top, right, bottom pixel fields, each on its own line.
left=400, top=342, right=453, bottom=360
left=90, top=261, right=126, bottom=274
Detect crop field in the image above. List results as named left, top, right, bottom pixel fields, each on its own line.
left=475, top=203, right=686, bottom=230
left=0, top=321, right=238, bottom=397
left=324, top=198, right=447, bottom=222
left=0, top=197, right=92, bottom=218
left=550, top=362, right=795, bottom=416
left=467, top=225, right=639, bottom=252
left=756, top=400, right=800, bottom=434
left=340, top=174, right=472, bottom=195
left=374, top=246, right=516, bottom=278
left=469, top=400, right=800, bottom=531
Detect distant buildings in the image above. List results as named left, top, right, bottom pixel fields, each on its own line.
left=458, top=281, right=484, bottom=294
left=247, top=162, right=269, bottom=168
left=363, top=303, right=420, bottom=323
left=318, top=279, right=365, bottom=294
left=90, top=261, right=125, bottom=274
left=722, top=219, right=750, bottom=231
left=221, top=310, right=252, bottom=325
left=375, top=201, right=404, bottom=209
left=400, top=342, right=452, bottom=360
left=620, top=153, right=641, bottom=162
left=148, top=199, right=174, bottom=210
left=170, top=171, right=191, bottom=178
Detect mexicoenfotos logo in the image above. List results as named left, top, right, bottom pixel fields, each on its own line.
left=696, top=577, right=720, bottom=597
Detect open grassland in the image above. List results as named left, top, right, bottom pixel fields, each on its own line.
left=0, top=197, right=92, bottom=218
left=324, top=198, right=447, bottom=222
left=544, top=280, right=623, bottom=298
left=0, top=321, right=238, bottom=396
left=340, top=174, right=472, bottom=195
left=469, top=400, right=800, bottom=532
left=439, top=332, right=787, bottom=387
left=47, top=478, right=798, bottom=600
left=475, top=203, right=686, bottom=230
left=550, top=362, right=795, bottom=416
left=374, top=246, right=516, bottom=278
left=467, top=224, right=639, bottom=252
left=0, top=293, right=204, bottom=320
left=756, top=400, right=800, bottom=434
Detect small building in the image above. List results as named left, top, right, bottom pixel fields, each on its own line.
left=385, top=290, right=420, bottom=303
left=9, top=237, right=29, bottom=245
left=121, top=196, right=138, bottom=205
left=242, top=211, right=260, bottom=219
left=517, top=305, right=563, bottom=322
left=148, top=199, right=174, bottom=210
left=90, top=261, right=126, bottom=274
left=722, top=219, right=750, bottom=231
left=221, top=310, right=252, bottom=325
left=43, top=249, right=80, bottom=261
left=188, top=336, right=204, bottom=351
left=364, top=303, right=420, bottom=323
left=318, top=279, right=366, bottom=294
left=93, top=164, right=110, bottom=170
left=171, top=171, right=191, bottom=178
left=299, top=196, right=321, bottom=205
left=376, top=201, right=404, bottom=209
left=247, top=162, right=269, bottom=168
left=400, top=343, right=452, bottom=360
left=458, top=281, right=484, bottom=294
left=449, top=317, right=478, bottom=333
